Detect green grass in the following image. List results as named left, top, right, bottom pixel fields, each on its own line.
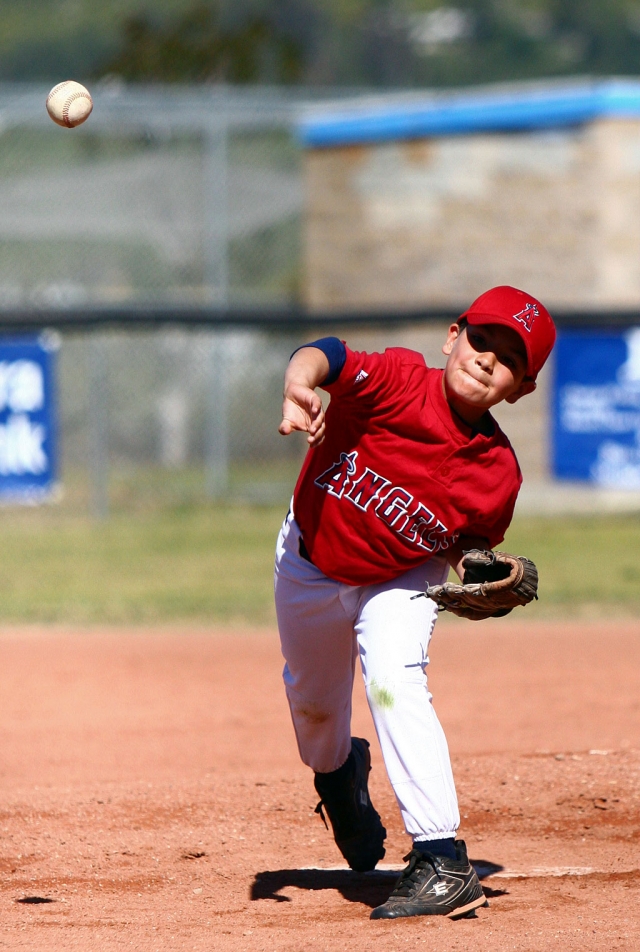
left=0, top=502, right=638, bottom=625
left=501, top=514, right=640, bottom=618
left=0, top=503, right=285, bottom=626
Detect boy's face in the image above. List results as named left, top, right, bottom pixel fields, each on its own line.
left=442, top=322, right=536, bottom=424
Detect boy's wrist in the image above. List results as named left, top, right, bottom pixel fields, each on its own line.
left=284, top=379, right=316, bottom=401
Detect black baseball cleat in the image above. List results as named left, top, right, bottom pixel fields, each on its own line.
left=313, top=737, right=386, bottom=872
left=370, top=840, right=488, bottom=920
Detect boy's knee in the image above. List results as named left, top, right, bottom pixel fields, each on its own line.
left=291, top=700, right=332, bottom=725
left=285, top=680, right=352, bottom=727
left=367, top=679, right=397, bottom=712
left=365, top=675, right=430, bottom=714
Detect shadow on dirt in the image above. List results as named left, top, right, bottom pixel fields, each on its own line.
left=15, top=896, right=56, bottom=905
left=251, top=868, right=398, bottom=906
left=471, top=859, right=509, bottom=899
left=250, top=859, right=507, bottom=906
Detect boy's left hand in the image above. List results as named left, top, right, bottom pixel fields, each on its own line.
left=420, top=549, right=538, bottom=621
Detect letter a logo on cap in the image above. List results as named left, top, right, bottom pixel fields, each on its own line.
left=459, top=286, right=557, bottom=378
left=512, top=303, right=539, bottom=332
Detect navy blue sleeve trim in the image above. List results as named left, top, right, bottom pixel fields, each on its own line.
left=290, top=337, right=347, bottom=385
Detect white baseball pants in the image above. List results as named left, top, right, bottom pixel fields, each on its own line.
left=274, top=508, right=460, bottom=842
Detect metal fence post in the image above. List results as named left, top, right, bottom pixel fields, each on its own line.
left=88, top=334, right=109, bottom=519
left=205, top=334, right=230, bottom=498
left=203, top=102, right=231, bottom=499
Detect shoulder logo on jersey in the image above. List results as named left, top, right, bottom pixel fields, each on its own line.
left=314, top=451, right=457, bottom=555
left=354, top=369, right=369, bottom=384
left=512, top=303, right=539, bottom=332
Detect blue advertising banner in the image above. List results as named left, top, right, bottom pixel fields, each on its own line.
left=552, top=328, right=640, bottom=486
left=0, top=334, right=58, bottom=501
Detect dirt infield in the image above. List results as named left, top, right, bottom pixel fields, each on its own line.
left=0, top=620, right=638, bottom=951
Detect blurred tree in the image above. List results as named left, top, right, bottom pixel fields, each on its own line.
left=363, top=0, right=640, bottom=87
left=2, top=0, right=640, bottom=86
left=101, top=3, right=306, bottom=82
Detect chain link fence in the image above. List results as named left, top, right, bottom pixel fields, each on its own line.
left=0, top=85, right=310, bottom=307
left=57, top=327, right=308, bottom=515
left=0, top=85, right=331, bottom=513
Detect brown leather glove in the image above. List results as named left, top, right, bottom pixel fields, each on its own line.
left=423, top=549, right=538, bottom=621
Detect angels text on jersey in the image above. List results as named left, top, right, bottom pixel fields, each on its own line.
left=314, top=450, right=458, bottom=555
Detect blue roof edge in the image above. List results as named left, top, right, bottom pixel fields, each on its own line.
left=298, top=79, right=640, bottom=148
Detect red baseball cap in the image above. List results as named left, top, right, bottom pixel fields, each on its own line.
left=459, top=286, right=556, bottom=379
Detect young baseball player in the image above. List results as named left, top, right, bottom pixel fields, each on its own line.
left=275, top=286, right=556, bottom=920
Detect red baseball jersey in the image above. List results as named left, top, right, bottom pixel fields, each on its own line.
left=292, top=345, right=522, bottom=586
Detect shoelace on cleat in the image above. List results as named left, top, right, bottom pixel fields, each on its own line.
left=314, top=800, right=329, bottom=830
left=391, top=849, right=441, bottom=897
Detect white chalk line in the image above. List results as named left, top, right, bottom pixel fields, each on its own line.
left=299, top=864, right=639, bottom=880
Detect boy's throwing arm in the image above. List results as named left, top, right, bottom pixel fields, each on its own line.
left=279, top=347, right=330, bottom=448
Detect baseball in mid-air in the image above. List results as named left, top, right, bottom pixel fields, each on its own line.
left=46, top=81, right=93, bottom=129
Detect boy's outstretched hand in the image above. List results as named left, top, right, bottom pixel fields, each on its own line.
left=279, top=384, right=326, bottom=447
left=279, top=347, right=330, bottom=448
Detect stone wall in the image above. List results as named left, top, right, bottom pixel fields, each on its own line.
left=304, top=118, right=640, bottom=311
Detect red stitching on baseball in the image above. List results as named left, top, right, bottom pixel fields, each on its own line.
left=61, top=90, right=92, bottom=128
left=46, top=81, right=72, bottom=108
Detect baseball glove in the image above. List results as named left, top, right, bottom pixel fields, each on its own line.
left=422, top=549, right=538, bottom=621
